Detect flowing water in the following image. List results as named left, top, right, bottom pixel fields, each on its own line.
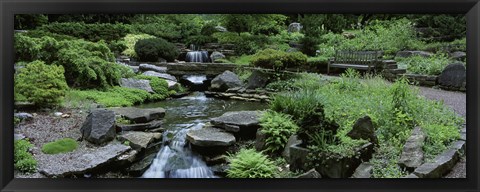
left=139, top=92, right=267, bottom=178
left=185, top=51, right=209, bottom=63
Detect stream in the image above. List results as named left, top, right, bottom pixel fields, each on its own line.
left=138, top=92, right=267, bottom=178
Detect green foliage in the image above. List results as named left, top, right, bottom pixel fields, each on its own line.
left=41, top=138, right=78, bottom=154
left=14, top=139, right=37, bottom=173
left=423, top=124, right=460, bottom=161
left=134, top=75, right=170, bottom=99
left=299, top=36, right=319, bottom=56
left=226, top=148, right=278, bottom=178
left=116, top=116, right=132, bottom=125
left=131, top=14, right=203, bottom=43
left=15, top=14, right=49, bottom=30
left=270, top=89, right=338, bottom=146
left=213, top=32, right=271, bottom=55
left=122, top=33, right=156, bottom=58
left=221, top=14, right=287, bottom=35
left=14, top=117, right=21, bottom=126
left=107, top=40, right=128, bottom=55
left=251, top=49, right=307, bottom=71
left=134, top=38, right=179, bottom=62
left=15, top=61, right=68, bottom=107
left=307, top=56, right=329, bottom=66
left=185, top=35, right=217, bottom=46
left=38, top=22, right=131, bottom=42
left=399, top=53, right=453, bottom=75
left=259, top=111, right=299, bottom=154
left=68, top=86, right=151, bottom=107
left=14, top=34, right=59, bottom=62
left=411, top=14, right=466, bottom=42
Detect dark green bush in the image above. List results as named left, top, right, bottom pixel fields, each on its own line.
left=14, top=139, right=37, bottom=173
left=270, top=89, right=339, bottom=146
left=134, top=38, right=179, bottom=62
left=41, top=138, right=78, bottom=154
left=38, top=22, right=131, bottom=42
left=213, top=32, right=271, bottom=55
left=251, top=49, right=307, bottom=71
left=259, top=111, right=299, bottom=154
left=131, top=14, right=203, bottom=42
left=227, top=148, right=278, bottom=178
left=185, top=35, right=217, bottom=46
left=15, top=61, right=68, bottom=107
left=14, top=34, right=59, bottom=63
left=299, top=36, right=319, bottom=56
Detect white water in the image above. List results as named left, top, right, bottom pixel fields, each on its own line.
left=185, top=51, right=209, bottom=63
left=185, top=75, right=207, bottom=85
left=142, top=123, right=216, bottom=178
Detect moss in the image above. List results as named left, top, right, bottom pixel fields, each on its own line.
left=41, top=138, right=78, bottom=154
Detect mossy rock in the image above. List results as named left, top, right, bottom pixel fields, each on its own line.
left=42, top=138, right=78, bottom=154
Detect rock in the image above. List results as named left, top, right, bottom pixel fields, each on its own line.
left=282, top=135, right=302, bottom=159
left=142, top=71, right=178, bottom=82
left=139, top=64, right=167, bottom=73
left=80, top=109, right=116, bottom=145
left=111, top=107, right=165, bottom=124
left=116, top=120, right=163, bottom=132
left=117, top=131, right=162, bottom=150
left=54, top=112, right=63, bottom=117
left=126, top=153, right=156, bottom=177
left=438, top=63, right=466, bottom=90
left=288, top=22, right=302, bottom=33
left=347, top=116, right=378, bottom=145
left=296, top=169, right=322, bottom=178
left=288, top=144, right=310, bottom=171
left=209, top=70, right=242, bottom=92
left=210, top=51, right=226, bottom=63
left=403, top=173, right=419, bottom=178
left=450, top=51, right=466, bottom=60
left=14, top=134, right=26, bottom=141
left=286, top=48, right=299, bottom=52
left=186, top=127, right=236, bottom=147
left=214, top=26, right=227, bottom=32
left=315, top=143, right=374, bottom=178
left=120, top=78, right=154, bottom=93
left=414, top=149, right=459, bottom=178
left=39, top=143, right=131, bottom=178
left=14, top=112, right=33, bottom=121
left=254, top=129, right=267, bottom=151
left=396, top=51, right=433, bottom=58
left=115, top=150, right=138, bottom=167
left=210, top=164, right=229, bottom=177
left=210, top=111, right=263, bottom=139
left=130, top=66, right=140, bottom=74
left=245, top=69, right=271, bottom=89
left=398, top=127, right=426, bottom=170
left=204, top=155, right=228, bottom=166
left=165, top=80, right=180, bottom=90
left=351, top=162, right=373, bottom=178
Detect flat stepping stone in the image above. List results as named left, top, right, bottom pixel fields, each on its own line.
left=118, top=131, right=162, bottom=150
left=186, top=127, right=236, bottom=147
left=111, top=107, right=165, bottom=123
left=39, top=143, right=131, bottom=178
left=116, top=120, right=163, bottom=132
left=210, top=111, right=263, bottom=133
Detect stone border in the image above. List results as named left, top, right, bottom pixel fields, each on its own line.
left=204, top=88, right=272, bottom=102
left=403, top=125, right=466, bottom=178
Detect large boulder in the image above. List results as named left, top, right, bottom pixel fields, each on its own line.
left=396, top=51, right=433, bottom=58
left=210, top=110, right=263, bottom=139
left=245, top=69, right=271, bottom=89
left=450, top=51, right=466, bottom=61
left=120, top=78, right=154, bottom=93
left=209, top=70, right=242, bottom=92
left=142, top=71, right=178, bottom=82
left=296, top=169, right=322, bottom=178
left=111, top=107, right=165, bottom=124
left=347, top=116, right=378, bottom=145
left=39, top=143, right=131, bottom=178
left=126, top=153, right=157, bottom=177
left=210, top=51, right=226, bottom=63
left=398, top=126, right=426, bottom=170
left=139, top=64, right=167, bottom=73
left=117, top=131, right=162, bottom=151
left=186, top=127, right=236, bottom=147
left=282, top=135, right=302, bottom=159
left=438, top=63, right=466, bottom=91
left=80, top=109, right=116, bottom=145
left=254, top=129, right=267, bottom=151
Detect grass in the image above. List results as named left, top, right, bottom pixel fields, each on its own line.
left=41, top=138, right=78, bottom=154
left=396, top=53, right=455, bottom=76
left=230, top=55, right=255, bottom=66
left=269, top=71, right=463, bottom=178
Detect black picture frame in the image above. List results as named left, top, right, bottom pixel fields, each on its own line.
left=1, top=0, right=479, bottom=191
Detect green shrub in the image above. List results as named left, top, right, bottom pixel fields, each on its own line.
left=226, top=148, right=277, bottom=178
left=400, top=53, right=452, bottom=75
left=107, top=40, right=128, bottom=55
left=131, top=14, right=203, bottom=42
left=14, top=139, right=37, bottom=173
left=251, top=49, right=307, bottom=71
left=185, top=35, right=217, bottom=47
left=121, top=33, right=156, bottom=58
left=231, top=55, right=255, bottom=66
left=134, top=75, right=170, bottom=99
left=41, top=138, right=78, bottom=154
left=38, top=22, right=131, bottom=42
left=213, top=32, right=271, bottom=55
left=15, top=61, right=68, bottom=107
left=14, top=34, right=59, bottom=63
left=134, top=38, right=179, bottom=62
left=67, top=86, right=151, bottom=107
left=299, top=36, right=320, bottom=56
left=259, top=111, right=299, bottom=154
left=307, top=56, right=329, bottom=67
left=270, top=89, right=339, bottom=146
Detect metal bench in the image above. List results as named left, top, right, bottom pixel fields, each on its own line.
left=327, top=50, right=383, bottom=74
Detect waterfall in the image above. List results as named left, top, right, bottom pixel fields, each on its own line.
left=185, top=51, right=209, bottom=63
left=142, top=123, right=216, bottom=178
left=185, top=75, right=207, bottom=85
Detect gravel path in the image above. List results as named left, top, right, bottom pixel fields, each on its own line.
left=416, top=86, right=466, bottom=178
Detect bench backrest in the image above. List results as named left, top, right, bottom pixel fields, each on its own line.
left=333, top=50, right=383, bottom=65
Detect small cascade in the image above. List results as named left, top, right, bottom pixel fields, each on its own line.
left=142, top=123, right=216, bottom=178
left=180, top=75, right=209, bottom=91
left=186, top=44, right=209, bottom=63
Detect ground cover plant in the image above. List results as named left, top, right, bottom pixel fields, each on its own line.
left=41, top=138, right=78, bottom=154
